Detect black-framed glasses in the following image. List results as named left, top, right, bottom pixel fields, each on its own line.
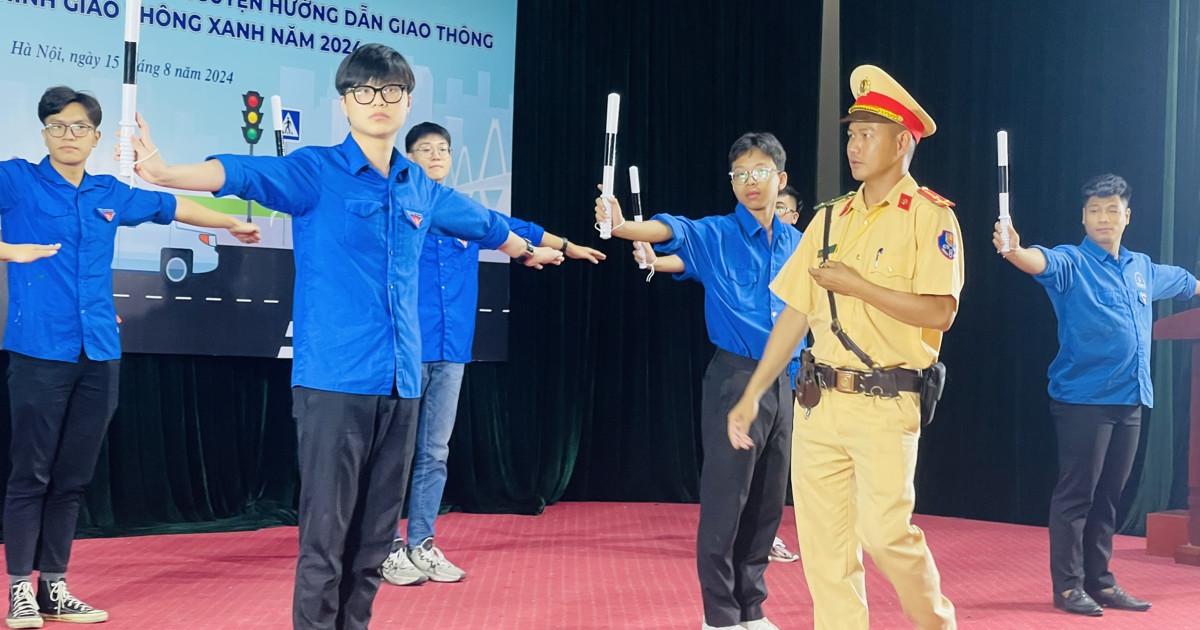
left=346, top=84, right=408, bottom=105
left=412, top=145, right=450, bottom=158
left=729, top=167, right=777, bottom=185
left=43, top=122, right=96, bottom=138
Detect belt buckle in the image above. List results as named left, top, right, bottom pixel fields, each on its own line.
left=834, top=369, right=858, bottom=394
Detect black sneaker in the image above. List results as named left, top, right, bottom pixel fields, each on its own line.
left=6, top=581, right=43, bottom=629
left=35, top=579, right=107, bottom=624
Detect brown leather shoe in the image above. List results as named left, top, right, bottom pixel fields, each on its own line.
left=1053, top=589, right=1103, bottom=616
left=1087, top=586, right=1151, bottom=612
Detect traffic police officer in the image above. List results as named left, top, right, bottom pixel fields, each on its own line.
left=728, top=65, right=961, bottom=629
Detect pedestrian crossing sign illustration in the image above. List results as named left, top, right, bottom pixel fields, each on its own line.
left=280, top=108, right=301, bottom=142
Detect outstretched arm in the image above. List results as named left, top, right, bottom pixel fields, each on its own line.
left=632, top=242, right=686, bottom=274
left=593, top=185, right=674, bottom=243
left=0, top=241, right=61, bottom=263
left=496, top=232, right=563, bottom=269
left=119, top=113, right=227, bottom=192
left=540, top=231, right=606, bottom=264
left=172, top=197, right=261, bottom=244
left=993, top=219, right=1047, bottom=275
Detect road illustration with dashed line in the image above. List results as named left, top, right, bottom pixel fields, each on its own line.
left=113, top=245, right=295, bottom=357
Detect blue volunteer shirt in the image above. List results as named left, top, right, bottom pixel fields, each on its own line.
left=0, top=157, right=176, bottom=362
left=212, top=134, right=510, bottom=397
left=1033, top=237, right=1197, bottom=407
left=418, top=213, right=544, bottom=363
left=653, top=204, right=805, bottom=361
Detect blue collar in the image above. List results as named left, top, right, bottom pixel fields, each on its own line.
left=1080, top=236, right=1130, bottom=266
left=35, top=155, right=109, bottom=191
left=338, top=133, right=410, bottom=181
left=733, top=202, right=780, bottom=237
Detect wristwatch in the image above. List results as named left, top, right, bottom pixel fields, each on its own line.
left=559, top=237, right=570, bottom=254
left=518, top=237, right=535, bottom=262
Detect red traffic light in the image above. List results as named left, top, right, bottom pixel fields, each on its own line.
left=243, top=91, right=262, bottom=109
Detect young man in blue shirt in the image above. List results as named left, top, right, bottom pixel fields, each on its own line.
left=637, top=186, right=805, bottom=568
left=774, top=185, right=803, bottom=230
left=994, top=173, right=1198, bottom=617
left=598, top=132, right=802, bottom=630
left=124, top=44, right=563, bottom=629
left=2, top=86, right=260, bottom=629
left=380, top=122, right=604, bottom=586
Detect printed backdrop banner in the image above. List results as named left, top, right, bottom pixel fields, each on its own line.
left=0, top=0, right=517, bottom=359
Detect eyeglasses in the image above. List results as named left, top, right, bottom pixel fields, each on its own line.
left=729, top=167, right=777, bottom=185
left=43, top=122, right=96, bottom=138
left=346, top=84, right=408, bottom=105
left=774, top=203, right=798, bottom=216
left=412, top=145, right=450, bottom=158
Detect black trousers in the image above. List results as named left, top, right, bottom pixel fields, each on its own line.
left=697, top=349, right=793, bottom=627
left=1047, top=400, right=1142, bottom=594
left=4, top=351, right=120, bottom=576
left=291, top=386, right=419, bottom=630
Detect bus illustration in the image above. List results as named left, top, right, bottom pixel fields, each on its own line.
left=111, top=222, right=220, bottom=283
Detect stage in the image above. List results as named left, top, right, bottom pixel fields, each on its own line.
left=22, top=502, right=1199, bottom=629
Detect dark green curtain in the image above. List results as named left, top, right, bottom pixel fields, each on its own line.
left=1122, top=0, right=1200, bottom=534
left=839, top=0, right=1184, bottom=528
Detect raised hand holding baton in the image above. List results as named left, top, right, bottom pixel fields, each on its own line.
left=629, top=166, right=647, bottom=267
left=596, top=93, right=620, bottom=239
left=997, top=130, right=1012, bottom=253
left=119, top=0, right=142, bottom=184
left=628, top=165, right=656, bottom=281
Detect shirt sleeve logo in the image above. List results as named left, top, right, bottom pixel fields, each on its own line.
left=938, top=230, right=956, bottom=260
left=406, top=211, right=424, bottom=229
left=96, top=207, right=116, bottom=222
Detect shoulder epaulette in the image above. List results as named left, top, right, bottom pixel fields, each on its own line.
left=813, top=190, right=856, bottom=211
left=917, top=186, right=955, bottom=208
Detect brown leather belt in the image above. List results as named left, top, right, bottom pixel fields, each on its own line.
left=814, top=364, right=923, bottom=397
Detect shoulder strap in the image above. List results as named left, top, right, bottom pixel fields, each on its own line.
left=822, top=200, right=880, bottom=369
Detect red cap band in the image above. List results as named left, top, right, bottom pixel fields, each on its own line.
left=848, top=91, right=925, bottom=142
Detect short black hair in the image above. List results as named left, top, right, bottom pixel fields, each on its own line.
left=1082, top=173, right=1131, bottom=205
left=404, top=122, right=451, bottom=152
left=334, top=43, right=416, bottom=95
left=728, top=132, right=786, bottom=172
left=38, top=86, right=102, bottom=126
left=778, top=185, right=804, bottom=212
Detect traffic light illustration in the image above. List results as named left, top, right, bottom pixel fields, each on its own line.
left=242, top=91, right=263, bottom=145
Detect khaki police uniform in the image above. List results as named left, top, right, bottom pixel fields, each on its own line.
left=769, top=66, right=963, bottom=630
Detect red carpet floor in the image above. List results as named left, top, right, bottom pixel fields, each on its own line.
left=13, top=502, right=1198, bottom=629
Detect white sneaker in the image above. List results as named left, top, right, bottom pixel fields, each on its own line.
left=701, top=622, right=740, bottom=630
left=408, top=538, right=467, bottom=583
left=381, top=547, right=428, bottom=586
left=768, top=537, right=799, bottom=563
left=741, top=619, right=780, bottom=630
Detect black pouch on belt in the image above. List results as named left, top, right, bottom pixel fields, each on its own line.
left=919, top=361, right=947, bottom=427
left=794, top=348, right=821, bottom=410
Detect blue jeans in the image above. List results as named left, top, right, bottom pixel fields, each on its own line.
left=400, top=361, right=466, bottom=545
